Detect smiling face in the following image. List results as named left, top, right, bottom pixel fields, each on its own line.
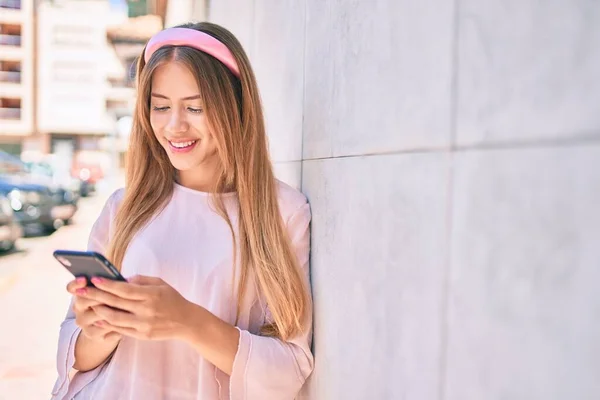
left=149, top=61, right=221, bottom=188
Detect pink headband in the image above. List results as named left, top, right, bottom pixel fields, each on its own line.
left=144, top=27, right=240, bottom=77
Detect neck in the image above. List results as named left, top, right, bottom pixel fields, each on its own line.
left=176, top=160, right=235, bottom=193
left=177, top=167, right=218, bottom=193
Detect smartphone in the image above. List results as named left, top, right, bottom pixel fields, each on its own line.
left=53, top=250, right=126, bottom=286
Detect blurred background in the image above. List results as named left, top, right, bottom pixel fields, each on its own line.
left=1, top=0, right=600, bottom=399
left=0, top=0, right=206, bottom=398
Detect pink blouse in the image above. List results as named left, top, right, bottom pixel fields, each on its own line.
left=51, top=181, right=314, bottom=399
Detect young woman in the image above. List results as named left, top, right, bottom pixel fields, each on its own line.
left=51, top=22, right=313, bottom=400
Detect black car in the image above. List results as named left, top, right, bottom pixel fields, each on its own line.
left=0, top=193, right=22, bottom=251
left=23, top=162, right=79, bottom=226
left=48, top=186, right=78, bottom=227
left=0, top=175, right=58, bottom=234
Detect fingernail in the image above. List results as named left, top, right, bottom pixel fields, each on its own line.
left=76, top=277, right=86, bottom=284
left=76, top=288, right=87, bottom=295
left=91, top=277, right=103, bottom=284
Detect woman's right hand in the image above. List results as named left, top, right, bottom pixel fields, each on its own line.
left=67, top=277, right=122, bottom=343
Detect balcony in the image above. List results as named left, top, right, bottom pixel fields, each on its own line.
left=0, top=70, right=20, bottom=83
left=0, top=33, right=19, bottom=46
left=0, top=0, right=21, bottom=10
left=0, top=107, right=20, bottom=119
left=0, top=2, right=23, bottom=25
left=0, top=23, right=22, bottom=57
left=0, top=96, right=20, bottom=120
left=0, top=22, right=21, bottom=47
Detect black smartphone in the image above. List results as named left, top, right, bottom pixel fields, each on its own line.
left=53, top=250, right=126, bottom=286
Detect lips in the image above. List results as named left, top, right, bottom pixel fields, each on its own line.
left=167, top=139, right=198, bottom=153
left=169, top=140, right=196, bottom=148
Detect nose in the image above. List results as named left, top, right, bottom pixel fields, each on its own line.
left=165, top=109, right=188, bottom=134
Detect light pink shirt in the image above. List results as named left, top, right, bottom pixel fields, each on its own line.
left=51, top=181, right=314, bottom=399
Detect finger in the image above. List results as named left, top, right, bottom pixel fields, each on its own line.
left=127, top=275, right=164, bottom=286
left=103, top=331, right=122, bottom=342
left=93, top=305, right=140, bottom=329
left=72, top=296, right=102, bottom=313
left=82, top=324, right=116, bottom=340
left=98, top=322, right=144, bottom=340
left=76, top=287, right=140, bottom=313
left=66, top=277, right=88, bottom=293
left=90, top=277, right=148, bottom=300
left=76, top=309, right=103, bottom=328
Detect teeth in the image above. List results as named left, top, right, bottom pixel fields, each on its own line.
left=170, top=140, right=196, bottom=148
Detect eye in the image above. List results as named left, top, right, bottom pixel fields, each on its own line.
left=152, top=106, right=170, bottom=112
left=187, top=107, right=203, bottom=114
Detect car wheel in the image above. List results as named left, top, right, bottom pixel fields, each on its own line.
left=0, top=241, right=15, bottom=252
left=43, top=224, right=57, bottom=234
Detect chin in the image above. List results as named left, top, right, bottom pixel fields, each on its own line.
left=168, top=157, right=201, bottom=171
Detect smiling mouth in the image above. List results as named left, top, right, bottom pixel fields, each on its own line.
left=168, top=140, right=197, bottom=149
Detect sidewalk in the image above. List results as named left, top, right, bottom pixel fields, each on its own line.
left=0, top=182, right=120, bottom=399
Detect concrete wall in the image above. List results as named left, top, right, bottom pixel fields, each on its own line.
left=210, top=1, right=600, bottom=399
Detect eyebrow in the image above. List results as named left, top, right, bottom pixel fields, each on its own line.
left=151, top=93, right=202, bottom=101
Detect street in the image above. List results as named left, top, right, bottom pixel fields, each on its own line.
left=0, top=187, right=115, bottom=399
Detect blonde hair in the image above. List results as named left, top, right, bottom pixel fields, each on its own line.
left=106, top=22, right=309, bottom=340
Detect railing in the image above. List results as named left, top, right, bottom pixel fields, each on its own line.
left=0, top=71, right=21, bottom=83
left=0, top=107, right=20, bottom=119
left=0, top=0, right=21, bottom=10
left=0, top=34, right=21, bottom=46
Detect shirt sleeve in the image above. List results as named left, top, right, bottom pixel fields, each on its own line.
left=229, top=201, right=314, bottom=400
left=51, top=189, right=124, bottom=400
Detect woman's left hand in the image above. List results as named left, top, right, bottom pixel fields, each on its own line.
left=75, top=275, right=193, bottom=341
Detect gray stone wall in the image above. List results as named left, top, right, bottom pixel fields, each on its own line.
left=210, top=1, right=600, bottom=399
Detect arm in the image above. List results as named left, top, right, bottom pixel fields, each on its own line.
left=183, top=201, right=314, bottom=398
left=180, top=303, right=240, bottom=375
left=52, top=189, right=124, bottom=398
left=73, top=190, right=124, bottom=371
left=73, top=328, right=121, bottom=372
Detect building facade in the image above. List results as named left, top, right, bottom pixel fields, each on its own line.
left=0, top=0, right=35, bottom=154
left=0, top=0, right=162, bottom=181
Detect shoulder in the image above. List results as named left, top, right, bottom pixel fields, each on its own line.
left=87, top=188, right=125, bottom=252
left=275, top=179, right=310, bottom=223
left=96, top=188, right=125, bottom=224
left=105, top=188, right=125, bottom=211
left=109, top=187, right=126, bottom=203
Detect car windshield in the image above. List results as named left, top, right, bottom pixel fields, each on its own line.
left=25, top=162, right=54, bottom=177
left=0, top=151, right=27, bottom=176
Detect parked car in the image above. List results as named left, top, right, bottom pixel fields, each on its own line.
left=49, top=186, right=78, bottom=227
left=0, top=150, right=78, bottom=232
left=24, top=161, right=79, bottom=225
left=0, top=150, right=24, bottom=170
left=0, top=174, right=58, bottom=234
left=25, top=161, right=81, bottom=199
left=0, top=193, right=22, bottom=251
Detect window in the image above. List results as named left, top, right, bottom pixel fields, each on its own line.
left=0, top=23, right=22, bottom=46
left=0, top=60, right=21, bottom=83
left=127, top=0, right=149, bottom=17
left=0, top=1, right=22, bottom=11
left=0, top=97, right=21, bottom=120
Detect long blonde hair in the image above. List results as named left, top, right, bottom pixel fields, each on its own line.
left=107, top=22, right=309, bottom=340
